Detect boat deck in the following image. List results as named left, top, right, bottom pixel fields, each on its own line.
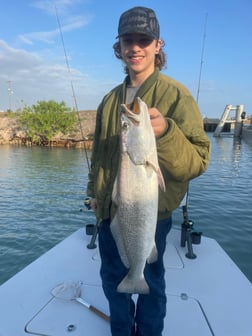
left=0, top=227, right=251, bottom=335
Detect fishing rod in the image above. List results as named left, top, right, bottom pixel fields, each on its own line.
left=54, top=5, right=91, bottom=172
left=181, top=14, right=208, bottom=258
left=196, top=12, right=208, bottom=104
left=184, top=13, right=208, bottom=212
left=55, top=5, right=101, bottom=249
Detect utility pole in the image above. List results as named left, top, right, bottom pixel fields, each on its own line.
left=7, top=80, right=12, bottom=111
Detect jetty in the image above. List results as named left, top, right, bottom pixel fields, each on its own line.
left=213, top=105, right=246, bottom=137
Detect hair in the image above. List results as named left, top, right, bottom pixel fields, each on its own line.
left=113, top=39, right=167, bottom=74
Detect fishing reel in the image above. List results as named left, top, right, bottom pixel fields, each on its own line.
left=79, top=197, right=92, bottom=212
left=84, top=197, right=92, bottom=210
left=83, top=197, right=99, bottom=249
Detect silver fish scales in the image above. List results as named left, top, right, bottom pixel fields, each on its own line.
left=111, top=97, right=165, bottom=294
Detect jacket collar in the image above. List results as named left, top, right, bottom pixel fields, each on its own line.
left=122, top=68, right=160, bottom=104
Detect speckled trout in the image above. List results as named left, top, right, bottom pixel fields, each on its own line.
left=111, top=97, right=165, bottom=294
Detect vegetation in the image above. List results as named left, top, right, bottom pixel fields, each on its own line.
left=18, top=100, right=77, bottom=144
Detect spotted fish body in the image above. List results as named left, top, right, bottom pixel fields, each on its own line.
left=111, top=97, right=165, bottom=294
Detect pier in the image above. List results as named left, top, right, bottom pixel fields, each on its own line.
left=204, top=105, right=251, bottom=135
left=213, top=105, right=246, bottom=137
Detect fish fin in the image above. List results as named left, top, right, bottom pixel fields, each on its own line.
left=112, top=175, right=118, bottom=205
left=146, top=160, right=166, bottom=192
left=110, top=215, right=129, bottom=268
left=157, top=167, right=166, bottom=192
left=147, top=244, right=158, bottom=264
left=117, top=274, right=149, bottom=294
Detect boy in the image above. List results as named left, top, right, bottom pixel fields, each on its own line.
left=87, top=6, right=210, bottom=336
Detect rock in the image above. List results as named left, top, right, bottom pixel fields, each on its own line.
left=0, top=116, right=24, bottom=143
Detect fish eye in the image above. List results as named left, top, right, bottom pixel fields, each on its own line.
left=122, top=121, right=129, bottom=129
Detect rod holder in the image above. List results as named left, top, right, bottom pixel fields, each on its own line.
left=180, top=219, right=199, bottom=259
left=87, top=219, right=102, bottom=249
left=87, top=225, right=98, bottom=249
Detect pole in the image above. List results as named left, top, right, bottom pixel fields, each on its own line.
left=7, top=80, right=12, bottom=111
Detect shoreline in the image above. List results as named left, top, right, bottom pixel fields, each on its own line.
left=0, top=110, right=96, bottom=149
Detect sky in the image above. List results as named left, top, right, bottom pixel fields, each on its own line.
left=0, top=0, right=251, bottom=118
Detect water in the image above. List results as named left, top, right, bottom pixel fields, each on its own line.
left=0, top=134, right=252, bottom=285
left=0, top=146, right=93, bottom=284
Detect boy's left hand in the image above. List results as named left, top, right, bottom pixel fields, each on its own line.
left=149, top=108, right=168, bottom=138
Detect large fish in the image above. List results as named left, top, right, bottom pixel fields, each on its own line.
left=111, top=97, right=165, bottom=294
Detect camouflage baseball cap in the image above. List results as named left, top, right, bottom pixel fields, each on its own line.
left=117, top=7, right=160, bottom=39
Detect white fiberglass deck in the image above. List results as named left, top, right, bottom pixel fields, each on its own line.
left=0, top=227, right=251, bottom=335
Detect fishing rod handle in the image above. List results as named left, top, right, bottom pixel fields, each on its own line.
left=76, top=297, right=110, bottom=322
left=89, top=304, right=110, bottom=322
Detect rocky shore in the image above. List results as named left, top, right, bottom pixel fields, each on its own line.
left=0, top=110, right=96, bottom=149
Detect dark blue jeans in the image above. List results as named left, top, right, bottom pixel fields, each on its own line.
left=98, top=216, right=172, bottom=336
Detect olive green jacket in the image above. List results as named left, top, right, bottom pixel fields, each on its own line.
left=87, top=69, right=211, bottom=220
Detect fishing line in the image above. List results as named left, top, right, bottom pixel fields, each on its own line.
left=184, top=12, right=208, bottom=214
left=54, top=5, right=91, bottom=172
left=196, top=12, right=208, bottom=104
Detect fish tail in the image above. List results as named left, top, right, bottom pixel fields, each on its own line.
left=117, top=275, right=149, bottom=294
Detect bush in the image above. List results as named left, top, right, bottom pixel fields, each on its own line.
left=19, top=100, right=76, bottom=144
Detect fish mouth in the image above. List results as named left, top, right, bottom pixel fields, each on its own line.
left=121, top=103, right=141, bottom=125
